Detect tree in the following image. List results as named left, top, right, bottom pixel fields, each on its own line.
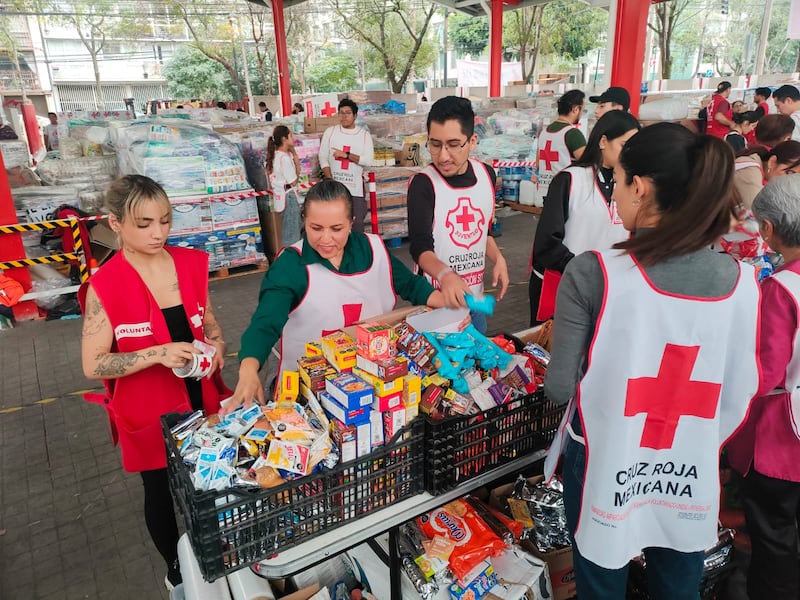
left=541, top=0, right=606, bottom=62
left=163, top=45, right=232, bottom=100
left=47, top=0, right=141, bottom=109
left=285, top=7, right=321, bottom=93
left=503, top=6, right=545, bottom=83
left=307, top=54, right=359, bottom=93
left=327, top=0, right=437, bottom=93
left=648, top=0, right=693, bottom=79
left=165, top=0, right=245, bottom=100
left=449, top=13, right=489, bottom=57
left=242, top=2, right=278, bottom=96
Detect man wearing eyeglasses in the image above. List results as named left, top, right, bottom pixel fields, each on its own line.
left=319, top=98, right=375, bottom=231
left=407, top=96, right=509, bottom=333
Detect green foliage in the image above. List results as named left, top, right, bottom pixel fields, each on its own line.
left=541, top=0, right=606, bottom=61
left=307, top=54, right=359, bottom=93
left=328, top=0, right=437, bottom=93
left=163, top=45, right=233, bottom=100
left=449, top=13, right=489, bottom=57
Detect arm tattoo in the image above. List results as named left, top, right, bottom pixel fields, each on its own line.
left=82, top=294, right=109, bottom=337
left=92, top=351, right=149, bottom=378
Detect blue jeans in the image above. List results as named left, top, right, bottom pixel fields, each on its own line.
left=282, top=190, right=301, bottom=246
left=562, top=436, right=705, bottom=600
left=469, top=309, right=487, bottom=334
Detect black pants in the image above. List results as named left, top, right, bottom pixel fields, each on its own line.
left=351, top=196, right=367, bottom=233
left=528, top=272, right=544, bottom=327
left=140, top=469, right=179, bottom=569
left=741, top=468, right=800, bottom=599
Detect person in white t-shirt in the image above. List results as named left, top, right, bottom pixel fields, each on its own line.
left=319, top=99, right=374, bottom=232
left=267, top=125, right=302, bottom=246
left=773, top=84, right=800, bottom=142
left=44, top=112, right=59, bottom=151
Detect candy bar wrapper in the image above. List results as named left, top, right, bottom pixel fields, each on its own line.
left=488, top=381, right=514, bottom=406
left=170, top=410, right=205, bottom=438
left=523, top=342, right=550, bottom=367
left=497, top=365, right=531, bottom=392
left=464, top=497, right=516, bottom=546
left=470, top=377, right=499, bottom=412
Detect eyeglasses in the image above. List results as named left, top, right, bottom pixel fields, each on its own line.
left=426, top=138, right=470, bottom=153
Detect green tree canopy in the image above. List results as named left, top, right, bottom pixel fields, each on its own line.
left=541, top=0, right=606, bottom=61
left=328, top=0, right=437, bottom=93
left=449, top=13, right=489, bottom=56
left=307, top=54, right=359, bottom=93
left=163, top=45, right=233, bottom=101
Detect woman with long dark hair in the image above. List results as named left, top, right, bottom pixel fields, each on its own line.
left=266, top=125, right=302, bottom=246
left=544, top=124, right=761, bottom=599
left=528, top=110, right=640, bottom=324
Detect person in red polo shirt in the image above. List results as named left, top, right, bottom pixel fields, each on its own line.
left=707, top=81, right=734, bottom=139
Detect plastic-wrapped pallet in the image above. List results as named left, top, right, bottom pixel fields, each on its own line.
left=114, top=120, right=251, bottom=197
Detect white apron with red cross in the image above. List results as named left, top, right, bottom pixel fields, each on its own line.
left=278, top=233, right=396, bottom=376
left=425, top=159, right=494, bottom=295
left=561, top=166, right=627, bottom=255
left=567, top=250, right=760, bottom=569
left=328, top=125, right=370, bottom=198
left=536, top=125, right=574, bottom=204
left=768, top=269, right=800, bottom=440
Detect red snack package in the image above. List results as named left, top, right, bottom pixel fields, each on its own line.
left=417, top=499, right=506, bottom=581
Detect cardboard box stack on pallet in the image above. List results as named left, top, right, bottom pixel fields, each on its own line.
left=367, top=166, right=420, bottom=242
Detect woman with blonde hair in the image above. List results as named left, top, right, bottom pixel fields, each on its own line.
left=80, top=175, right=230, bottom=590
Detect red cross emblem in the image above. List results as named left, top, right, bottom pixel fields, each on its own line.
left=199, top=356, right=212, bottom=371
left=321, top=303, right=364, bottom=337
left=320, top=101, right=337, bottom=117
left=445, top=197, right=486, bottom=250
left=538, top=140, right=560, bottom=172
left=335, top=145, right=351, bottom=170
left=624, top=344, right=721, bottom=450
left=455, top=206, right=475, bottom=232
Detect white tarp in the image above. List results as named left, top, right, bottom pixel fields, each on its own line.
left=456, top=60, right=523, bottom=87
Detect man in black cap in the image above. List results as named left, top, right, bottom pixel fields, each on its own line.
left=707, top=81, right=734, bottom=139
left=589, top=86, right=631, bottom=120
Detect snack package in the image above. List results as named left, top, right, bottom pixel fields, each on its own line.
left=263, top=404, right=316, bottom=441
left=509, top=476, right=571, bottom=552
left=417, top=499, right=506, bottom=581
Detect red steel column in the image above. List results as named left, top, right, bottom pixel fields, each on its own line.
left=489, top=0, right=503, bottom=97
left=0, top=152, right=38, bottom=320
left=21, top=104, right=43, bottom=159
left=610, top=0, right=649, bottom=116
left=271, top=0, right=293, bottom=117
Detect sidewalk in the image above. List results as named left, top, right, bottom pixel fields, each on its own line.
left=0, top=211, right=539, bottom=599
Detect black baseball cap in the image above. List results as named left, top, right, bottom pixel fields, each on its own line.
left=589, top=87, right=631, bottom=111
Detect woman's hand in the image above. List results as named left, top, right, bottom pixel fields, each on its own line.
left=158, top=342, right=200, bottom=370
left=221, top=358, right=263, bottom=416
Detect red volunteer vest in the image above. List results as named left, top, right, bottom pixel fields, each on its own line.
left=79, top=247, right=228, bottom=472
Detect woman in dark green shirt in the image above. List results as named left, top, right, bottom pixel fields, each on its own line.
left=228, top=180, right=445, bottom=408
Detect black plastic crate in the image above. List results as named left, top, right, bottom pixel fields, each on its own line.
left=424, top=391, right=564, bottom=494
left=162, top=412, right=425, bottom=582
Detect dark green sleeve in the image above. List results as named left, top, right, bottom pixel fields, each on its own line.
left=238, top=249, right=308, bottom=367
left=565, top=128, right=587, bottom=155
left=389, top=254, right=435, bottom=306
